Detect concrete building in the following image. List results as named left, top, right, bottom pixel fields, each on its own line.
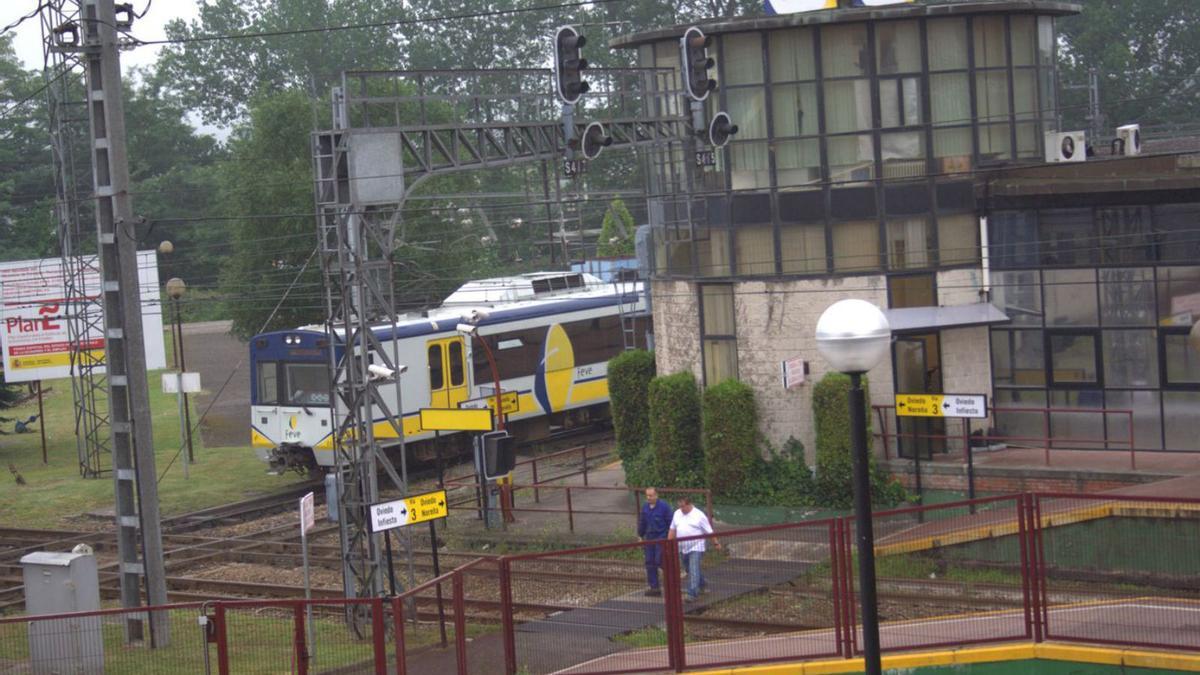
left=615, top=0, right=1200, bottom=459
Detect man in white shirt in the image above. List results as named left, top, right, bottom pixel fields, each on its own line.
left=669, top=496, right=720, bottom=602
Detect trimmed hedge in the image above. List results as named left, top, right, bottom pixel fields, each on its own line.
left=813, top=372, right=907, bottom=508
left=647, top=371, right=703, bottom=487
left=702, top=379, right=759, bottom=497
left=607, top=349, right=656, bottom=463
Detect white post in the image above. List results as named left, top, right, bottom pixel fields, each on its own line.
left=300, top=492, right=316, bottom=659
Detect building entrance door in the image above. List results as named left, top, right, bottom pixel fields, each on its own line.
left=894, top=333, right=945, bottom=459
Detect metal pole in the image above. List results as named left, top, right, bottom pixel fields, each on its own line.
left=37, top=381, right=47, bottom=465
left=177, top=376, right=189, bottom=480
left=384, top=530, right=398, bottom=597
left=848, top=372, right=881, bottom=675
left=965, top=418, right=976, bottom=510
left=301, top=522, right=314, bottom=661
left=430, top=520, right=447, bottom=647
left=175, top=297, right=194, bottom=464
left=85, top=0, right=169, bottom=644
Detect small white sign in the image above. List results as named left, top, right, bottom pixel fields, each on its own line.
left=162, top=372, right=201, bottom=394
left=299, top=492, right=315, bottom=535
left=942, top=394, right=988, bottom=419
left=781, top=356, right=806, bottom=389
left=370, top=499, right=409, bottom=533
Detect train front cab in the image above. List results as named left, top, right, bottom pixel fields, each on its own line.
left=250, top=329, right=333, bottom=472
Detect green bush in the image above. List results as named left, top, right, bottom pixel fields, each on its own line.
left=607, top=349, right=656, bottom=463
left=702, top=379, right=759, bottom=497
left=812, top=372, right=907, bottom=508
left=621, top=444, right=661, bottom=489
left=721, top=437, right=815, bottom=507
left=647, top=371, right=703, bottom=487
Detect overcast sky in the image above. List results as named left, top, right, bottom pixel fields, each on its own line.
left=2, top=0, right=200, bottom=72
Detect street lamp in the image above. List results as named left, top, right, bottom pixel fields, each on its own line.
left=455, top=319, right=504, bottom=431
left=165, top=277, right=194, bottom=467
left=815, top=298, right=891, bottom=675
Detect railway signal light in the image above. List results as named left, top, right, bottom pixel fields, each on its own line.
left=483, top=431, right=516, bottom=481
left=708, top=112, right=739, bottom=148
left=581, top=122, right=613, bottom=160
left=680, top=27, right=716, bottom=102
left=554, top=26, right=590, bottom=105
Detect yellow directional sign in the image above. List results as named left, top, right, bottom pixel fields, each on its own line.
left=896, top=393, right=988, bottom=419
left=369, top=489, right=448, bottom=532
left=895, top=394, right=945, bottom=417
left=460, top=390, right=520, bottom=415
left=419, top=407, right=494, bottom=431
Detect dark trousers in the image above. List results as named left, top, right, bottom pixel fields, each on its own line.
left=643, top=540, right=664, bottom=589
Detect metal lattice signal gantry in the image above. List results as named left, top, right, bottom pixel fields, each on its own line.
left=312, top=66, right=696, bottom=604
left=41, top=0, right=110, bottom=479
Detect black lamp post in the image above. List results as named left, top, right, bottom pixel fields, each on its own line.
left=165, top=276, right=194, bottom=465
left=815, top=299, right=892, bottom=675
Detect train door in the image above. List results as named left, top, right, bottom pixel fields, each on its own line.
left=427, top=337, right=469, bottom=408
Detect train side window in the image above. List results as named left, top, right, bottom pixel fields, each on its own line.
left=256, top=361, right=279, bottom=405
left=428, top=344, right=444, bottom=390
left=448, top=340, right=465, bottom=387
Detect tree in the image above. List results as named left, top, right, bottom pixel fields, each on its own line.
left=152, top=0, right=406, bottom=125
left=0, top=36, right=55, bottom=262
left=597, top=198, right=636, bottom=257
left=219, top=89, right=324, bottom=338
left=1057, top=1, right=1200, bottom=130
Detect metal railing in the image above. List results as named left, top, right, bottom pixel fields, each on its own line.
left=3, top=492, right=1197, bottom=673
left=873, top=404, right=1138, bottom=469
left=444, top=478, right=714, bottom=534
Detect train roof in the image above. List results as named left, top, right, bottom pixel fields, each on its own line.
left=284, top=271, right=640, bottom=342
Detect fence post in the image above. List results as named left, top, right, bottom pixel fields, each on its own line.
left=371, top=598, right=387, bottom=675
left=1128, top=411, right=1136, bottom=470
left=293, top=603, right=309, bottom=675
left=214, top=603, right=230, bottom=675
left=1016, top=494, right=1034, bottom=642
left=566, top=487, right=574, bottom=533
left=392, top=597, right=408, bottom=675
left=532, top=461, right=540, bottom=503
left=662, top=544, right=686, bottom=671
left=582, top=446, right=589, bottom=485
left=451, top=569, right=470, bottom=672
left=498, top=560, right=518, bottom=675
left=704, top=490, right=713, bottom=522
left=828, top=520, right=844, bottom=658
left=454, top=572, right=470, bottom=675
left=1043, top=408, right=1051, bottom=466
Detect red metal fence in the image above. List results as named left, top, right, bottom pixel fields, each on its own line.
left=2, top=492, right=1197, bottom=673
left=873, top=404, right=1138, bottom=469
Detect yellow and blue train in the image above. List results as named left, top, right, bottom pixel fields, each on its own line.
left=249, top=271, right=646, bottom=473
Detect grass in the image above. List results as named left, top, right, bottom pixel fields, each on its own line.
left=611, top=625, right=668, bottom=648
left=0, top=331, right=306, bottom=529
left=0, top=604, right=476, bottom=674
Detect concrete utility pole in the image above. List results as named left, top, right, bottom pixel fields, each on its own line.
left=80, top=0, right=170, bottom=644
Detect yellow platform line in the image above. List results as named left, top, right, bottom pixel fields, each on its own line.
left=695, top=642, right=1200, bottom=674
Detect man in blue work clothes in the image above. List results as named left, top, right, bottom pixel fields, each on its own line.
left=637, top=487, right=672, bottom=596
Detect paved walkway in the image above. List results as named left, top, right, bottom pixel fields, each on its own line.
left=559, top=598, right=1200, bottom=674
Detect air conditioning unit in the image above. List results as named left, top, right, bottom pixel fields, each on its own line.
left=1115, top=124, right=1141, bottom=156
left=1044, top=131, right=1086, bottom=163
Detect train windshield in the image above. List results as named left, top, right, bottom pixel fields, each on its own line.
left=284, top=363, right=330, bottom=405
left=256, top=361, right=278, bottom=405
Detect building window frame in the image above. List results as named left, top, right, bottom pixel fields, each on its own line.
left=698, top=284, right=739, bottom=387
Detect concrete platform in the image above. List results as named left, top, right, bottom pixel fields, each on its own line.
left=557, top=599, right=1200, bottom=674
left=884, top=446, right=1200, bottom=495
